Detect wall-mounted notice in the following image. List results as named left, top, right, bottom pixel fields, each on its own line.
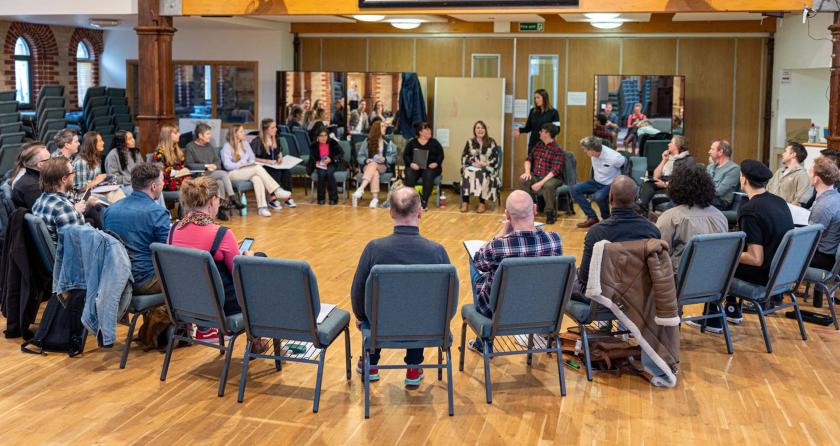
left=513, top=99, right=529, bottom=118
left=436, top=128, right=450, bottom=148
left=504, top=95, right=513, bottom=113
left=567, top=91, right=587, bottom=106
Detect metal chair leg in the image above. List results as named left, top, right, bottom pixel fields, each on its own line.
left=580, top=323, right=593, bottom=381
left=699, top=302, right=709, bottom=333
left=526, top=334, right=534, bottom=366
left=458, top=321, right=467, bottom=372
left=555, top=335, right=566, bottom=397
left=482, top=341, right=492, bottom=404
left=344, top=326, right=352, bottom=380
left=791, top=293, right=809, bottom=341
left=437, top=348, right=443, bottom=381
left=827, top=286, right=839, bottom=330
left=755, top=305, right=773, bottom=353
left=119, top=311, right=142, bottom=369
left=720, top=312, right=734, bottom=355
left=445, top=349, right=454, bottom=416
left=313, top=347, right=326, bottom=413
left=272, top=338, right=282, bottom=371
left=364, top=350, right=371, bottom=419
left=237, top=339, right=252, bottom=403
left=160, top=324, right=177, bottom=381
left=218, top=332, right=225, bottom=355
left=218, top=333, right=239, bottom=397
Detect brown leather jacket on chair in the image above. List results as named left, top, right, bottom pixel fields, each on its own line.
left=584, top=238, right=680, bottom=387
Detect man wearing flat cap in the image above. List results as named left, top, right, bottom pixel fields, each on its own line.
left=703, top=160, right=794, bottom=330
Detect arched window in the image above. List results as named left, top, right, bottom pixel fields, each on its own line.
left=14, top=36, right=32, bottom=106
left=76, top=41, right=94, bottom=108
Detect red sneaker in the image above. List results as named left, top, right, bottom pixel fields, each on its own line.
left=404, top=368, right=424, bottom=386
left=194, top=327, right=220, bottom=343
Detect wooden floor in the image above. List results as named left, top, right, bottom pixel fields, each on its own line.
left=2, top=192, right=840, bottom=445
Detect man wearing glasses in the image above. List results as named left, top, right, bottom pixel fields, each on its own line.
left=31, top=157, right=94, bottom=242
left=11, top=143, right=51, bottom=209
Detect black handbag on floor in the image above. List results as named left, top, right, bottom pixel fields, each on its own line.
left=21, top=290, right=87, bottom=356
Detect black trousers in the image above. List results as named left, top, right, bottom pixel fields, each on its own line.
left=404, top=167, right=441, bottom=206
left=369, top=348, right=424, bottom=366
left=263, top=165, right=292, bottom=192
left=638, top=181, right=668, bottom=211
left=315, top=165, right=338, bottom=202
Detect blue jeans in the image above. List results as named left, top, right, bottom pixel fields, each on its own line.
left=469, top=261, right=480, bottom=307
left=571, top=180, right=611, bottom=220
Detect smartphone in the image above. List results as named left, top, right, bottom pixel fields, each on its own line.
left=239, top=237, right=254, bottom=255
left=81, top=188, right=93, bottom=202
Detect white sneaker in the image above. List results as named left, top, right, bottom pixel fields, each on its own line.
left=258, top=207, right=271, bottom=217
left=284, top=198, right=297, bottom=208
left=274, top=188, right=292, bottom=200
left=352, top=189, right=362, bottom=207
left=369, top=197, right=379, bottom=208
left=684, top=320, right=722, bottom=334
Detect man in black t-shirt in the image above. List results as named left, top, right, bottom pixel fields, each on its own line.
left=689, top=160, right=793, bottom=332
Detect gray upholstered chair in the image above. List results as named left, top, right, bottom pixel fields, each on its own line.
left=564, top=281, right=623, bottom=381
left=675, top=232, right=746, bottom=354
left=361, top=264, right=459, bottom=418
left=728, top=225, right=823, bottom=353
left=802, top=248, right=840, bottom=330
left=118, top=291, right=165, bottom=369
left=151, top=243, right=246, bottom=397
left=554, top=150, right=578, bottom=215
left=459, top=256, right=575, bottom=403
left=232, top=257, right=351, bottom=412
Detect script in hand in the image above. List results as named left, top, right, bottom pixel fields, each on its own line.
left=463, top=240, right=485, bottom=261
left=413, top=148, right=429, bottom=169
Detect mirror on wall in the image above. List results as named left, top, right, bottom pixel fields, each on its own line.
left=592, top=75, right=685, bottom=151
left=278, top=71, right=347, bottom=135
left=345, top=72, right=401, bottom=135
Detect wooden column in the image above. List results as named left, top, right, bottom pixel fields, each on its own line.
left=829, top=12, right=840, bottom=150
left=135, top=0, right=176, bottom=153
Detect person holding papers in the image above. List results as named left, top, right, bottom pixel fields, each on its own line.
left=466, top=190, right=563, bottom=353
left=221, top=124, right=291, bottom=217
left=251, top=118, right=296, bottom=208
left=306, top=127, right=344, bottom=205
left=404, top=121, right=444, bottom=211
left=184, top=123, right=244, bottom=215
left=153, top=124, right=192, bottom=192
left=807, top=157, right=840, bottom=307
left=352, top=118, right=396, bottom=208
left=459, top=120, right=501, bottom=213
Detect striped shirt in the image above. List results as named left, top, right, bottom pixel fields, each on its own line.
left=32, top=192, right=86, bottom=242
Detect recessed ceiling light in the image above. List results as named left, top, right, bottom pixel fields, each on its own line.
left=352, top=15, right=385, bottom=22
left=89, top=18, right=121, bottom=28
left=390, top=19, right=422, bottom=29
left=584, top=13, right=620, bottom=21
left=590, top=21, right=623, bottom=29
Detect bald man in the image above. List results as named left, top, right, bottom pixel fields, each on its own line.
left=350, top=187, right=451, bottom=386
left=467, top=190, right=564, bottom=352
left=576, top=176, right=660, bottom=292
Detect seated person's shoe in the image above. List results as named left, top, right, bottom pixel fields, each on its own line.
left=546, top=210, right=557, bottom=225
left=467, top=338, right=493, bottom=355
left=405, top=368, right=424, bottom=386
left=477, top=203, right=486, bottom=214
left=576, top=218, right=599, bottom=228
left=725, top=300, right=744, bottom=324
left=284, top=198, right=297, bottom=208
left=684, top=320, right=722, bottom=334
left=355, top=358, right=379, bottom=381
left=229, top=197, right=246, bottom=210
left=460, top=202, right=469, bottom=213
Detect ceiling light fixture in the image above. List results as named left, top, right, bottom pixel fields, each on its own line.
left=352, top=15, right=385, bottom=22
left=584, top=13, right=620, bottom=21
left=389, top=19, right=422, bottom=29
left=89, top=18, right=121, bottom=28
left=590, top=21, right=623, bottom=29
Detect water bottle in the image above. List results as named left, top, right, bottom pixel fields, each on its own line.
left=240, top=193, right=247, bottom=216
left=808, top=123, right=817, bottom=143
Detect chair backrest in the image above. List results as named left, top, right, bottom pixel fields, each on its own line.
left=629, top=155, right=648, bottom=184
left=233, top=256, right=323, bottom=345
left=279, top=133, right=299, bottom=157
left=292, top=129, right=310, bottom=156
left=0, top=122, right=22, bottom=134
left=38, top=85, right=64, bottom=98
left=337, top=140, right=352, bottom=171
left=0, top=101, right=18, bottom=114
left=107, top=87, right=126, bottom=97
left=278, top=124, right=289, bottom=134
left=84, top=95, right=108, bottom=113
left=675, top=232, right=746, bottom=304
left=109, top=96, right=128, bottom=106
left=765, top=225, right=823, bottom=297
left=24, top=213, right=56, bottom=273
left=487, top=256, right=576, bottom=337
left=151, top=243, right=230, bottom=331
left=643, top=140, right=669, bottom=171
left=37, top=97, right=64, bottom=114
left=111, top=104, right=130, bottom=115
left=562, top=150, right=577, bottom=186
left=0, top=144, right=23, bottom=175
left=364, top=264, right=458, bottom=350
left=0, top=91, right=15, bottom=102
left=0, top=132, right=25, bottom=146
left=0, top=113, right=19, bottom=124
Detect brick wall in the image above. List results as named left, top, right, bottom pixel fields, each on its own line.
left=1, top=20, right=103, bottom=110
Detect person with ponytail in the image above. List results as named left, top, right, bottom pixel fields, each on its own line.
left=250, top=118, right=296, bottom=208
left=152, top=124, right=191, bottom=191
left=72, top=131, right=108, bottom=192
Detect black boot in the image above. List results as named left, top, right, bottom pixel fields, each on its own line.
left=216, top=208, right=229, bottom=221
left=546, top=209, right=557, bottom=225
left=229, top=196, right=245, bottom=210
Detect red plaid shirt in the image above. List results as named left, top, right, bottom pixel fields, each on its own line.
left=528, top=141, right=565, bottom=180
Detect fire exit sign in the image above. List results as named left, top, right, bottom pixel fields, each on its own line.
left=519, top=22, right=544, bottom=32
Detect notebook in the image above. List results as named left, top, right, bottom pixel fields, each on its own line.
left=317, top=303, right=336, bottom=324
left=463, top=240, right=485, bottom=260
left=788, top=203, right=811, bottom=226
left=263, top=155, right=302, bottom=170
left=413, top=148, right=429, bottom=169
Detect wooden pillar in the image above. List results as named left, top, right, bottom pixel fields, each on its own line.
left=828, top=12, right=840, bottom=150
left=134, top=0, right=176, bottom=153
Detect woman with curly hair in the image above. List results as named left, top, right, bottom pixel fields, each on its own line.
left=655, top=164, right=728, bottom=271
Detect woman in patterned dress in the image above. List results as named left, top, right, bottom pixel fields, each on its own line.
left=460, top=120, right=500, bottom=213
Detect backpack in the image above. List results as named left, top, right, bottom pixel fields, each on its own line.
left=137, top=306, right=173, bottom=351
left=21, top=290, right=87, bottom=356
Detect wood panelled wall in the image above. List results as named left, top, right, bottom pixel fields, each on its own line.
left=300, top=36, right=767, bottom=186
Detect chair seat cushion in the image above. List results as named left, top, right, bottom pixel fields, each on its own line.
left=555, top=185, right=570, bottom=196
left=461, top=304, right=492, bottom=338
left=564, top=298, right=614, bottom=323
left=317, top=308, right=351, bottom=346
left=361, top=327, right=451, bottom=350
left=231, top=180, right=253, bottom=192
left=128, top=293, right=164, bottom=312
left=805, top=267, right=832, bottom=284
left=225, top=313, right=245, bottom=334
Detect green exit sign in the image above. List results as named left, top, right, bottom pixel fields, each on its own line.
left=519, top=22, right=544, bottom=32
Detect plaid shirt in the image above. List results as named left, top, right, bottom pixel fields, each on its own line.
left=473, top=229, right=564, bottom=317
left=71, top=157, right=101, bottom=191
left=31, top=192, right=86, bottom=242
left=528, top=141, right=564, bottom=179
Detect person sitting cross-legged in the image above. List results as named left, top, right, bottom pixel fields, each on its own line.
left=467, top=189, right=564, bottom=353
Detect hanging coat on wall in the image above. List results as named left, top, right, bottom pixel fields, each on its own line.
left=396, top=72, right=427, bottom=139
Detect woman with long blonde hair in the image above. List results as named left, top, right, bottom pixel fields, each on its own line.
left=352, top=118, right=395, bottom=208
left=153, top=124, right=191, bottom=191
left=221, top=124, right=291, bottom=217
left=250, top=118, right=296, bottom=207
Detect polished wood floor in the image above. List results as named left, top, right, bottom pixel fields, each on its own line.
left=2, top=191, right=839, bottom=445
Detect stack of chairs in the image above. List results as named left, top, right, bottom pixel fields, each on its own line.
left=83, top=87, right=132, bottom=151
left=0, top=91, right=26, bottom=174
left=34, top=85, right=66, bottom=145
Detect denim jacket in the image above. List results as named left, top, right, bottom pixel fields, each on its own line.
left=54, top=225, right=133, bottom=345
left=357, top=140, right=396, bottom=171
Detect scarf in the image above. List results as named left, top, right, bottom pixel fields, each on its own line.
left=176, top=210, right=215, bottom=229
left=663, top=151, right=690, bottom=177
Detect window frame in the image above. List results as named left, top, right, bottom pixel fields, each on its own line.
left=527, top=54, right=559, bottom=111
left=13, top=36, right=34, bottom=108
left=471, top=53, right=501, bottom=78
left=76, top=41, right=95, bottom=109
left=126, top=59, right=259, bottom=127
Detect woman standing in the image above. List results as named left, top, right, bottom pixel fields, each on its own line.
left=251, top=118, right=296, bottom=208
left=513, top=89, right=560, bottom=156
left=460, top=121, right=500, bottom=213
left=72, top=131, right=108, bottom=192
left=352, top=119, right=395, bottom=208
left=403, top=122, right=444, bottom=211
left=153, top=124, right=191, bottom=192
left=105, top=130, right=144, bottom=186
left=221, top=124, right=291, bottom=217
left=306, top=127, right=343, bottom=205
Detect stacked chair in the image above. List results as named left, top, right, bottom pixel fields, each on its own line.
left=83, top=87, right=132, bottom=151
left=0, top=91, right=25, bottom=174
left=34, top=85, right=66, bottom=145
